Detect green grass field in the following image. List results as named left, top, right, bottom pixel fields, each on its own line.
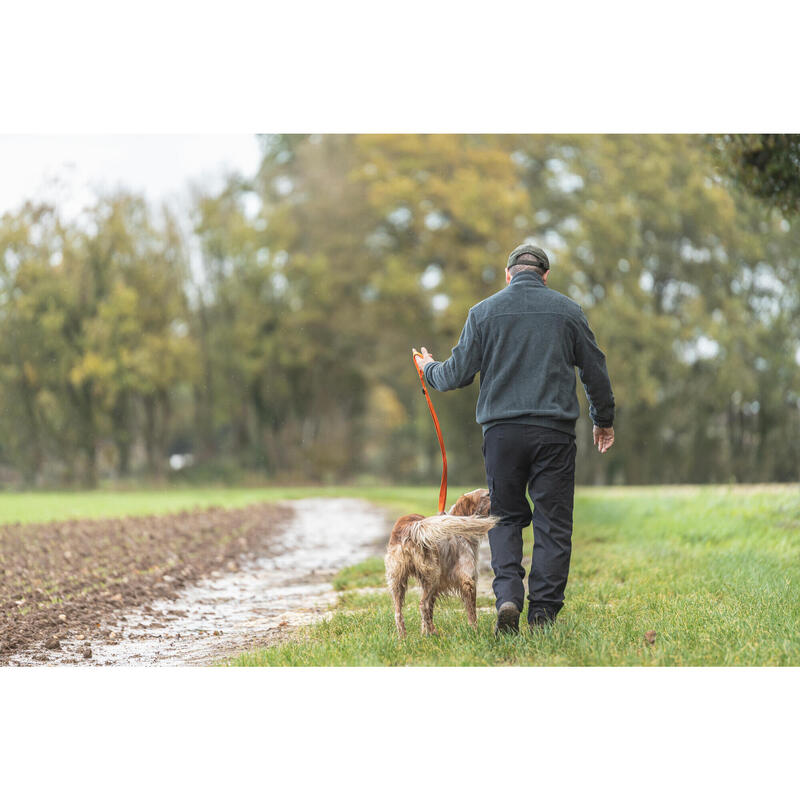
left=3, top=484, right=799, bottom=666
left=230, top=484, right=800, bottom=666
left=0, top=485, right=432, bottom=525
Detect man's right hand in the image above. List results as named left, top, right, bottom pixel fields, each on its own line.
left=593, top=425, right=615, bottom=454
left=417, top=346, right=435, bottom=368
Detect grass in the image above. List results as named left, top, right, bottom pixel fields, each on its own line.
left=0, top=485, right=443, bottom=525
left=230, top=484, right=800, bottom=666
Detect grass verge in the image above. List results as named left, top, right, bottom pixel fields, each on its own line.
left=0, top=485, right=446, bottom=525
left=231, top=485, right=800, bottom=666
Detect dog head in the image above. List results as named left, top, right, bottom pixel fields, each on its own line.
left=448, top=488, right=491, bottom=517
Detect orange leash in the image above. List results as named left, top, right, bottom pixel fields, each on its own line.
left=412, top=349, right=448, bottom=514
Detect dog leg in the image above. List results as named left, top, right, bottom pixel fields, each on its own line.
left=459, top=576, right=478, bottom=629
left=420, top=583, right=438, bottom=636
left=392, top=578, right=408, bottom=638
left=386, top=563, right=408, bottom=637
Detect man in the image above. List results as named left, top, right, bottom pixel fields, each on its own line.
left=418, top=243, right=615, bottom=635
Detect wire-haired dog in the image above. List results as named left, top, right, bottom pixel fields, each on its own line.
left=385, top=489, right=497, bottom=636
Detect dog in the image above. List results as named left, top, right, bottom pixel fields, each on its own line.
left=385, top=488, right=497, bottom=637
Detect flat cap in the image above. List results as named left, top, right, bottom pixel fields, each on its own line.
left=507, top=243, right=550, bottom=271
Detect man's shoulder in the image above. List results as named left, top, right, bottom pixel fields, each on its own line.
left=543, top=287, right=583, bottom=317
left=471, top=285, right=583, bottom=320
left=469, top=290, right=504, bottom=317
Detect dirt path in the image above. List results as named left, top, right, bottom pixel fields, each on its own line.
left=6, top=498, right=388, bottom=666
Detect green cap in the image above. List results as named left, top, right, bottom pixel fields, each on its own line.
left=507, top=243, right=550, bottom=271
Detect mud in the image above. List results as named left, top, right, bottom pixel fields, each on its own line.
left=2, top=498, right=387, bottom=666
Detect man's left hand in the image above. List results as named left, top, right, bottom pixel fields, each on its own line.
left=593, top=425, right=615, bottom=454
left=417, top=347, right=435, bottom=367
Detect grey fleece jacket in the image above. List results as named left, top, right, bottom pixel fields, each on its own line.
left=423, top=270, right=615, bottom=436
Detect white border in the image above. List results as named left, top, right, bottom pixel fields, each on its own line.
left=3, top=1, right=798, bottom=133
left=2, top=667, right=797, bottom=797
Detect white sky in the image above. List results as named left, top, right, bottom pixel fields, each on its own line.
left=0, top=135, right=263, bottom=220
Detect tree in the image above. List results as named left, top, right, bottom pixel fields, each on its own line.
left=712, top=134, right=800, bottom=216
left=353, top=134, right=533, bottom=484
left=75, top=193, right=196, bottom=478
left=0, top=193, right=195, bottom=486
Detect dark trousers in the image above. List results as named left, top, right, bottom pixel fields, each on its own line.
left=482, top=423, right=577, bottom=622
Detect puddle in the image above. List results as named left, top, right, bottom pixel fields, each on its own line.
left=10, top=498, right=388, bottom=666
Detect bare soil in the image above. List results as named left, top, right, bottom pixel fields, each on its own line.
left=0, top=503, right=291, bottom=664
left=1, top=498, right=387, bottom=666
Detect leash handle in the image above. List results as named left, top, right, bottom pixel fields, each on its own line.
left=411, top=348, right=425, bottom=379
left=412, top=349, right=448, bottom=514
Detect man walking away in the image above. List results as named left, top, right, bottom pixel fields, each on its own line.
left=417, top=243, right=615, bottom=635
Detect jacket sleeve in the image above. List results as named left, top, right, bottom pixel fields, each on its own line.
left=423, top=309, right=482, bottom=392
left=573, top=309, right=615, bottom=427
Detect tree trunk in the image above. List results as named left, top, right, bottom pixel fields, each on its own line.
left=18, top=375, right=44, bottom=486
left=194, top=300, right=217, bottom=459
left=144, top=394, right=158, bottom=476
left=112, top=391, right=132, bottom=477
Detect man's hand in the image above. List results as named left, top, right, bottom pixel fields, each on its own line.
left=593, top=425, right=615, bottom=454
left=417, top=346, right=435, bottom=368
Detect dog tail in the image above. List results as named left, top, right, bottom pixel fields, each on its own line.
left=408, top=514, right=500, bottom=548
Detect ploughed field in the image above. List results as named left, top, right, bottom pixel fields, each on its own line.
left=0, top=503, right=292, bottom=663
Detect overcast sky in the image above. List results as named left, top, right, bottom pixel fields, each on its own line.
left=0, top=135, right=262, bottom=220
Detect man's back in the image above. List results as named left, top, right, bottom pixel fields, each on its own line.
left=424, top=269, right=615, bottom=435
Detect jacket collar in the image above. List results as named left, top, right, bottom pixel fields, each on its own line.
left=509, top=270, right=546, bottom=288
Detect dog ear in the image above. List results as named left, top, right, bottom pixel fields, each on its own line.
left=449, top=493, right=476, bottom=517
left=475, top=490, right=492, bottom=516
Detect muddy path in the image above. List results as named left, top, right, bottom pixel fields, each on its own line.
left=3, top=499, right=388, bottom=666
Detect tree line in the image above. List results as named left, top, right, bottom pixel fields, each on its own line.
left=1, top=134, right=799, bottom=487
